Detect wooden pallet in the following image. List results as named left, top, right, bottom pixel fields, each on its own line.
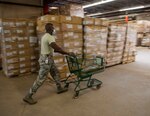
left=122, top=60, right=135, bottom=64
left=106, top=63, right=122, bottom=68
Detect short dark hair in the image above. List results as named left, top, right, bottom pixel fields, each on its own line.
left=45, top=23, right=53, bottom=32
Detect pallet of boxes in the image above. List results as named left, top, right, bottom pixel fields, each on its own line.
left=1, top=18, right=38, bottom=77
left=36, top=15, right=83, bottom=80
left=106, top=23, right=127, bottom=66
left=137, top=20, right=150, bottom=47
left=122, top=21, right=137, bottom=64
left=83, top=17, right=108, bottom=60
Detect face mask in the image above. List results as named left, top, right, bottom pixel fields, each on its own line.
left=52, top=29, right=56, bottom=35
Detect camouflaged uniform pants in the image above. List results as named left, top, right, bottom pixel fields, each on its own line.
left=28, top=55, right=61, bottom=95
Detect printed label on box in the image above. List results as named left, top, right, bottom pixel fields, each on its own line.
left=51, top=17, right=56, bottom=21
left=20, top=70, right=26, bottom=73
left=18, top=44, right=25, bottom=48
left=64, top=34, right=68, bottom=38
left=31, top=56, right=36, bottom=60
left=20, top=64, right=25, bottom=68
left=41, top=17, right=44, bottom=21
left=64, top=43, right=69, bottom=47
left=19, top=51, right=25, bottom=54
left=66, top=16, right=71, bottom=21
left=31, top=62, right=36, bottom=66
left=74, top=35, right=79, bottom=39
left=68, top=32, right=74, bottom=36
left=29, top=37, right=37, bottom=43
left=56, top=27, right=59, bottom=31
left=74, top=42, right=80, bottom=46
left=6, top=45, right=12, bottom=49
left=28, top=23, right=34, bottom=26
left=78, top=25, right=82, bottom=29
left=67, top=24, right=73, bottom=29
left=20, top=58, right=25, bottom=61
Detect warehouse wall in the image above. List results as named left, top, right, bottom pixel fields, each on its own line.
left=0, top=0, right=43, bottom=18
left=136, top=14, right=150, bottom=21
left=0, top=0, right=42, bottom=6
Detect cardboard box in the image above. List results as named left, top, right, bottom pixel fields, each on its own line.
left=59, top=4, right=84, bottom=18
left=7, top=63, right=19, bottom=70
left=27, top=20, right=36, bottom=27
left=60, top=15, right=82, bottom=24
left=20, top=67, right=31, bottom=74
left=18, top=41, right=30, bottom=49
left=31, top=61, right=38, bottom=67
left=19, top=61, right=31, bottom=68
left=49, top=8, right=60, bottom=15
left=5, top=57, right=19, bottom=64
left=60, top=15, right=73, bottom=24
left=61, top=23, right=82, bottom=32
left=19, top=49, right=33, bottom=56
left=19, top=55, right=31, bottom=62
left=15, top=19, right=27, bottom=27
left=83, top=17, right=94, bottom=25
left=37, top=15, right=60, bottom=23
left=62, top=32, right=83, bottom=40
left=2, top=19, right=16, bottom=27
left=3, top=50, right=18, bottom=58
left=94, top=18, right=102, bottom=25
left=5, top=69, right=19, bottom=77
left=17, top=36, right=28, bottom=42
left=72, top=16, right=82, bottom=24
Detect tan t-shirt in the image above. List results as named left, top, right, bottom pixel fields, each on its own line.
left=40, top=33, right=55, bottom=55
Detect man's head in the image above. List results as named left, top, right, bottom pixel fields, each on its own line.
left=45, top=23, right=55, bottom=35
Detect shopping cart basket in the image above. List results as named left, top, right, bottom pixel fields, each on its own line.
left=64, top=54, right=105, bottom=98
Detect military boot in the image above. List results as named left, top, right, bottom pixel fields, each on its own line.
left=57, top=85, right=68, bottom=94
left=23, top=94, right=37, bottom=105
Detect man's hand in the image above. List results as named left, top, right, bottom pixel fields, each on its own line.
left=68, top=52, right=76, bottom=57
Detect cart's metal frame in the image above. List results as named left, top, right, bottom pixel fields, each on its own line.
left=64, top=55, right=105, bottom=98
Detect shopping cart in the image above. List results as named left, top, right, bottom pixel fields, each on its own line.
left=64, top=54, right=105, bottom=98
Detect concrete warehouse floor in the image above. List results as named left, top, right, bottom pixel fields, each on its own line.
left=0, top=47, right=150, bottom=116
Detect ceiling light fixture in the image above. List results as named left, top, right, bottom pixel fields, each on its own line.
left=49, top=7, right=58, bottom=10
left=83, top=0, right=115, bottom=8
left=119, top=6, right=145, bottom=11
left=86, top=12, right=102, bottom=16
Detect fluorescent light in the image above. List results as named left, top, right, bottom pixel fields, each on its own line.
left=119, top=6, right=145, bottom=11
left=86, top=12, right=102, bottom=16
left=49, top=7, right=58, bottom=10
left=83, top=0, right=115, bottom=8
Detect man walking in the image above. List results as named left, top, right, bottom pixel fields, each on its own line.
left=23, top=23, right=75, bottom=105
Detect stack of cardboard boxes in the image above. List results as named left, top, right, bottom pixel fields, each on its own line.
left=141, top=32, right=150, bottom=47
left=122, top=22, right=137, bottom=64
left=37, top=15, right=83, bottom=79
left=59, top=4, right=84, bottom=18
left=137, top=20, right=150, bottom=47
left=106, top=24, right=126, bottom=66
left=83, top=17, right=108, bottom=59
left=60, top=15, right=83, bottom=77
left=1, top=18, right=38, bottom=77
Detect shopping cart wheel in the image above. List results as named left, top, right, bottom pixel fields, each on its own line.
left=73, top=91, right=79, bottom=99
left=96, top=84, right=101, bottom=89
left=64, top=83, right=69, bottom=89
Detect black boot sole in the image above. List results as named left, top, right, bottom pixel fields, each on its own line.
left=57, top=89, right=68, bottom=94
left=23, top=98, right=37, bottom=105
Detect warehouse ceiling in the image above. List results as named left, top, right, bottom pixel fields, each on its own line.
left=46, top=0, right=150, bottom=18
